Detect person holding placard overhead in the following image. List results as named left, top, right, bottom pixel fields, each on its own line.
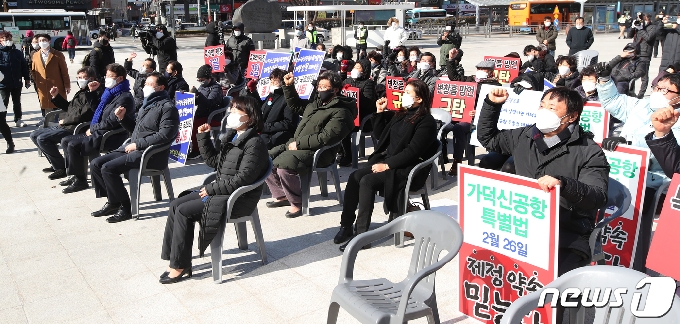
left=477, top=86, right=609, bottom=276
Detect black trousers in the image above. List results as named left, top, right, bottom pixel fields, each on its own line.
left=90, top=151, right=138, bottom=208
left=637, top=58, right=651, bottom=97
left=340, top=166, right=389, bottom=233
left=0, top=88, right=22, bottom=121
left=633, top=187, right=657, bottom=271
left=62, top=134, right=96, bottom=178
left=161, top=192, right=204, bottom=269
left=0, top=111, right=12, bottom=144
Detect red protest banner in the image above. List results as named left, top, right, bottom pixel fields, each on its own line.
left=579, top=101, right=610, bottom=145
left=459, top=164, right=558, bottom=324
left=600, top=145, right=648, bottom=268
left=203, top=46, right=226, bottom=73
left=432, top=80, right=477, bottom=123
left=385, top=76, right=405, bottom=110
left=341, top=86, right=360, bottom=127
left=483, top=56, right=521, bottom=84
left=647, top=174, right=680, bottom=281
left=245, top=50, right=266, bottom=79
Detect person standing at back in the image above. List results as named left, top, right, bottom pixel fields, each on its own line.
left=225, top=22, right=254, bottom=71
left=537, top=16, right=558, bottom=57
left=437, top=22, right=461, bottom=72
left=354, top=21, right=368, bottom=59
left=631, top=14, right=663, bottom=98
left=291, top=25, right=310, bottom=50
left=566, top=17, right=594, bottom=55
left=89, top=31, right=115, bottom=82
left=31, top=34, right=70, bottom=120
left=383, top=17, right=408, bottom=51
left=618, top=14, right=628, bottom=39
left=0, top=31, right=30, bottom=128
left=306, top=22, right=319, bottom=48
left=151, top=25, right=177, bottom=72
left=62, top=31, right=77, bottom=64
left=204, top=21, right=221, bottom=47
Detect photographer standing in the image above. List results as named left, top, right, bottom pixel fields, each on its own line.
left=89, top=31, right=115, bottom=83
left=225, top=22, right=254, bottom=71
left=205, top=21, right=221, bottom=47
left=151, top=25, right=177, bottom=72
left=437, top=23, right=461, bottom=71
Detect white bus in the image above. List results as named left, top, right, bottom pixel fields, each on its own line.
left=0, top=9, right=89, bottom=51
left=406, top=8, right=451, bottom=25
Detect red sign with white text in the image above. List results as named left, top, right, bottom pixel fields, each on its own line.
left=647, top=173, right=680, bottom=281
left=432, top=80, right=477, bottom=123
left=203, top=46, right=226, bottom=73
left=245, top=50, right=266, bottom=79
left=341, top=86, right=360, bottom=127
left=386, top=76, right=405, bottom=110
left=483, top=56, right=521, bottom=84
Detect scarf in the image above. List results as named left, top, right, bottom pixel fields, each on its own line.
left=533, top=124, right=575, bottom=154
left=92, top=79, right=130, bottom=124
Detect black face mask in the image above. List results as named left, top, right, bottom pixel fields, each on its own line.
left=318, top=90, right=334, bottom=102
left=101, top=39, right=109, bottom=46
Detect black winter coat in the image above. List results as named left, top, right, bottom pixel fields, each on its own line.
left=477, top=97, right=609, bottom=257
left=634, top=21, right=663, bottom=58
left=545, top=71, right=582, bottom=89
left=446, top=59, right=502, bottom=101
left=342, top=75, right=377, bottom=127
left=195, top=128, right=269, bottom=256
left=645, top=130, right=680, bottom=178
left=150, top=35, right=177, bottom=72
left=521, top=53, right=557, bottom=73
left=0, top=45, right=29, bottom=89
left=660, top=26, right=680, bottom=72
left=194, top=80, right=223, bottom=119
left=89, top=91, right=135, bottom=148
left=167, top=76, right=190, bottom=100
left=225, top=35, right=254, bottom=70
left=609, top=55, right=645, bottom=84
left=89, top=41, right=115, bottom=80
left=205, top=22, right=221, bottom=47
left=566, top=27, right=595, bottom=55
left=117, top=91, right=179, bottom=169
left=123, top=59, right=148, bottom=112
left=369, top=108, right=438, bottom=213
left=407, top=68, right=438, bottom=93
left=259, top=89, right=298, bottom=149
left=50, top=86, right=103, bottom=131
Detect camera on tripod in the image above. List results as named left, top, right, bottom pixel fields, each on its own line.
left=217, top=20, right=233, bottom=45
left=137, top=28, right=158, bottom=56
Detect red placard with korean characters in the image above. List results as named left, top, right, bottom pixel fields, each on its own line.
left=341, top=86, right=360, bottom=127
left=579, top=101, right=610, bottom=145
left=432, top=80, right=477, bottom=123
left=203, top=46, right=226, bottom=73
left=245, top=50, right=266, bottom=79
left=459, top=164, right=558, bottom=324
left=647, top=173, right=680, bottom=281
left=483, top=56, right=521, bottom=84
left=386, top=76, right=405, bottom=110
left=600, top=145, right=649, bottom=268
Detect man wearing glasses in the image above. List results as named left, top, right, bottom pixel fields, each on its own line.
left=597, top=73, right=680, bottom=272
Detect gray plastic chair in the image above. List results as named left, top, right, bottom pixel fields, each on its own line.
left=327, top=210, right=463, bottom=324
left=203, top=157, right=272, bottom=283
left=351, top=114, right=374, bottom=169
left=500, top=265, right=680, bottom=324
left=207, top=96, right=232, bottom=146
left=590, top=178, right=631, bottom=264
left=430, top=109, right=451, bottom=190
left=300, top=142, right=344, bottom=216
left=125, top=139, right=175, bottom=219
left=88, top=126, right=129, bottom=185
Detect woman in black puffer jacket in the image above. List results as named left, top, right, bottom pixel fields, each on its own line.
left=160, top=96, right=269, bottom=284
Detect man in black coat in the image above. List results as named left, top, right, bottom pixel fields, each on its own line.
left=90, top=72, right=180, bottom=223
left=521, top=45, right=557, bottom=73
left=608, top=42, right=646, bottom=94
left=124, top=52, right=156, bottom=112
left=225, top=22, right=254, bottom=71
left=0, top=31, right=30, bottom=127
left=205, top=21, right=221, bottom=47
left=150, top=25, right=177, bottom=72
left=566, top=17, right=595, bottom=55
left=660, top=18, right=680, bottom=73
left=632, top=14, right=663, bottom=98
left=647, top=107, right=680, bottom=177
left=477, top=86, right=609, bottom=277
left=89, top=32, right=116, bottom=82
left=165, top=60, right=190, bottom=100
left=61, top=64, right=135, bottom=194
left=188, top=64, right=224, bottom=159
left=30, top=67, right=102, bottom=180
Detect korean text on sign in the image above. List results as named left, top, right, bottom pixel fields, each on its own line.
left=256, top=52, right=292, bottom=100
left=432, top=80, right=477, bottom=122
left=170, top=92, right=196, bottom=165
left=203, top=46, right=226, bottom=73
left=483, top=56, right=520, bottom=84
left=386, top=76, right=405, bottom=110
left=293, top=49, right=325, bottom=100
left=341, top=86, right=360, bottom=127
left=578, top=101, right=610, bottom=145
left=245, top=50, right=266, bottom=79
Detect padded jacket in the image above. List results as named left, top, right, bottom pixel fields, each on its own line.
left=225, top=34, right=254, bottom=70
left=89, top=91, right=135, bottom=148
left=477, top=97, right=609, bottom=258
left=633, top=21, right=663, bottom=58
left=194, top=79, right=223, bottom=119
left=150, top=34, right=177, bottom=72
left=0, top=44, right=29, bottom=89
left=89, top=41, right=115, bottom=80
left=536, top=25, right=559, bottom=51
left=123, top=59, right=148, bottom=112
left=167, top=76, right=190, bottom=100
left=609, top=55, right=645, bottom=84
left=660, top=25, right=680, bottom=72
left=50, top=86, right=104, bottom=131
left=646, top=130, right=680, bottom=178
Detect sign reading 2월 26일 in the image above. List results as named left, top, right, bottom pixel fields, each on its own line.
left=459, top=165, right=559, bottom=324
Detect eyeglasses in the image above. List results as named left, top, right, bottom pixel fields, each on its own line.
left=653, top=86, right=680, bottom=95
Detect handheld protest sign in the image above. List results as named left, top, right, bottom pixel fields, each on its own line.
left=292, top=49, right=325, bottom=100
left=203, top=46, right=226, bottom=73
left=170, top=92, right=196, bottom=165
left=255, top=52, right=291, bottom=100
left=543, top=78, right=555, bottom=90
left=386, top=76, right=405, bottom=110
left=601, top=145, right=649, bottom=268
left=578, top=101, right=609, bottom=145
left=245, top=50, right=266, bottom=79
left=341, top=86, right=360, bottom=127
left=459, top=164, right=558, bottom=324
left=648, top=173, right=680, bottom=281
left=432, top=80, right=477, bottom=123
left=483, top=56, right=520, bottom=84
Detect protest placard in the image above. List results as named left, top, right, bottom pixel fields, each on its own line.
left=169, top=92, right=195, bottom=164
left=341, top=86, right=360, bottom=127
left=601, top=145, right=648, bottom=268
left=292, top=49, right=325, bottom=99
left=543, top=79, right=555, bottom=90
left=579, top=101, right=610, bottom=144
left=483, top=56, right=521, bottom=84
left=203, top=46, right=226, bottom=73
left=432, top=80, right=477, bottom=123
left=459, top=164, right=558, bottom=324
left=386, top=76, right=405, bottom=110
left=245, top=50, right=266, bottom=79
left=647, top=174, right=680, bottom=281
left=470, top=84, right=542, bottom=146
left=255, top=52, right=292, bottom=100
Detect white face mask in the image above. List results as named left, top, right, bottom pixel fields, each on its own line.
left=526, top=54, right=535, bottom=61
left=649, top=92, right=672, bottom=110
left=269, top=85, right=280, bottom=94
left=295, top=30, right=303, bottom=36
left=535, top=108, right=569, bottom=133
left=581, top=81, right=597, bottom=93
left=226, top=112, right=246, bottom=129
left=155, top=31, right=164, bottom=39
left=445, top=26, right=451, bottom=31
left=409, top=55, right=418, bottom=62
left=475, top=70, right=488, bottom=80
left=77, top=79, right=89, bottom=89
left=392, top=22, right=398, bottom=28
left=350, top=69, right=360, bottom=78
left=359, top=25, right=364, bottom=28
left=401, top=93, right=415, bottom=109
left=558, top=66, right=571, bottom=76
left=417, top=62, right=430, bottom=71
left=104, top=77, right=117, bottom=89
left=143, top=85, right=156, bottom=98
left=3, top=40, right=12, bottom=47
left=39, top=41, right=50, bottom=49
left=32, top=43, right=39, bottom=49
left=234, top=31, right=242, bottom=37
left=397, top=56, right=405, bottom=62
left=336, top=53, right=344, bottom=60
left=575, top=24, right=584, bottom=29
left=0, top=71, right=5, bottom=82
left=308, top=27, right=313, bottom=31
left=544, top=21, right=552, bottom=27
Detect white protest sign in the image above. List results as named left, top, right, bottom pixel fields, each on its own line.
left=578, top=101, right=610, bottom=145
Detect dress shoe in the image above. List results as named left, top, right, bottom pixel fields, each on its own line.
left=160, top=271, right=169, bottom=279
left=285, top=209, right=303, bottom=218
left=6, top=143, right=14, bottom=154
left=448, top=159, right=461, bottom=176
left=333, top=226, right=354, bottom=244
left=91, top=202, right=121, bottom=217
left=159, top=267, right=192, bottom=284
left=48, top=169, right=67, bottom=180
left=59, top=176, right=75, bottom=186
left=339, top=236, right=371, bottom=252
left=106, top=207, right=133, bottom=223
left=266, top=199, right=291, bottom=208
left=42, top=167, right=55, bottom=173
left=63, top=178, right=89, bottom=194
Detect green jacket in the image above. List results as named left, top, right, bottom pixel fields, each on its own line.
left=269, top=84, right=357, bottom=171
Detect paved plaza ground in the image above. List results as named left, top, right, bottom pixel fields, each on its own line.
left=0, top=32, right=661, bottom=323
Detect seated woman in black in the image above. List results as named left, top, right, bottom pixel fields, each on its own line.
left=334, top=79, right=438, bottom=251
left=159, top=96, right=269, bottom=284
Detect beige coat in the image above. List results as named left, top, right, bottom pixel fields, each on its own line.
left=31, top=49, right=69, bottom=109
